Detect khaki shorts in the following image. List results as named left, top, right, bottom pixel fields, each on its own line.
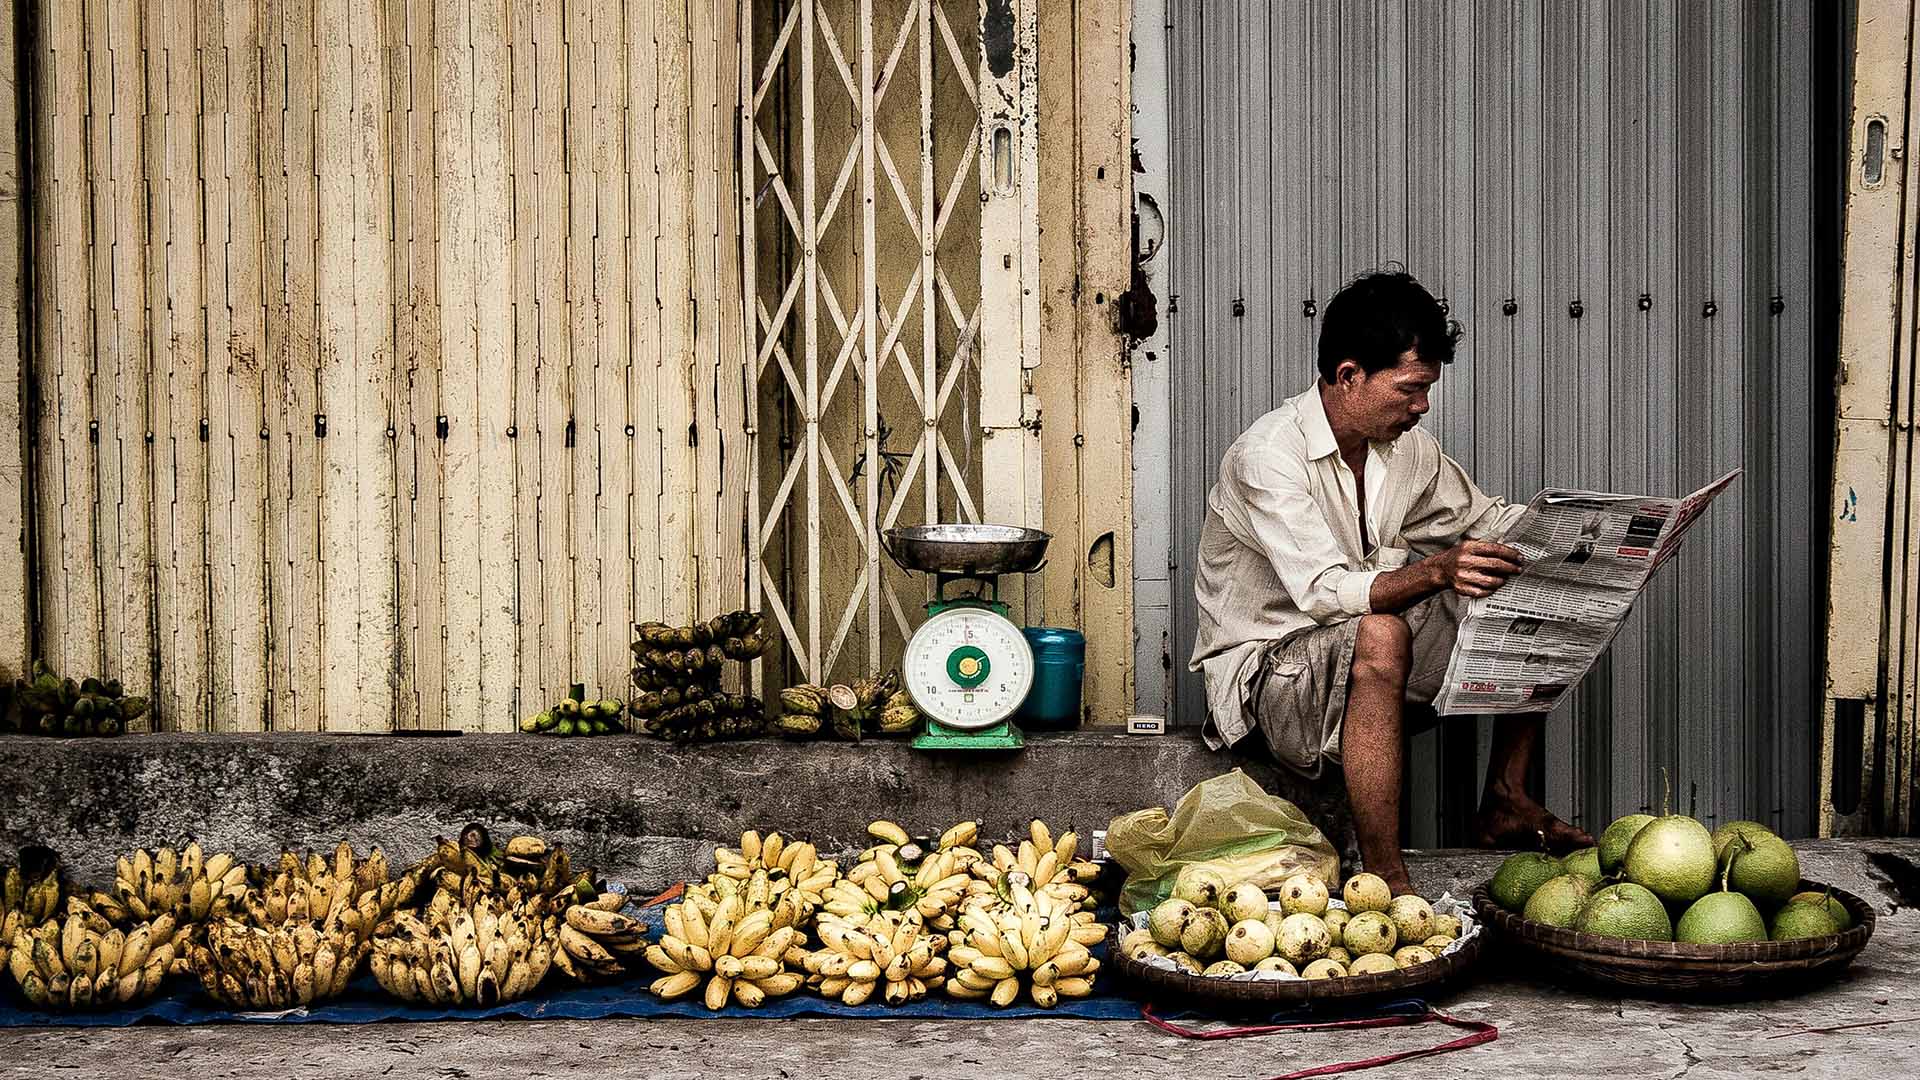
left=1245, top=593, right=1462, bottom=779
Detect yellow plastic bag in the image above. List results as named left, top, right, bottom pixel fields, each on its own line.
left=1106, top=769, right=1340, bottom=915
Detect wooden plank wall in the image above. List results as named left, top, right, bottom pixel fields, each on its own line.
left=0, top=0, right=24, bottom=683
left=1035, top=0, right=1133, bottom=725
left=18, top=0, right=747, bottom=732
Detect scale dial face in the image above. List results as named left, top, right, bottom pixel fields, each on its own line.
left=904, top=606, right=1034, bottom=731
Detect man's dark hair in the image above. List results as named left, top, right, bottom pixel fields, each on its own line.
left=1316, top=268, right=1462, bottom=382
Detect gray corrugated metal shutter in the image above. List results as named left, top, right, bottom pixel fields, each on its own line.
left=1165, top=0, right=1825, bottom=839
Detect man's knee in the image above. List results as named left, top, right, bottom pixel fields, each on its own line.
left=1352, top=614, right=1412, bottom=689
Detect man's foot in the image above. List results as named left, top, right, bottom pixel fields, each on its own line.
left=1356, top=854, right=1418, bottom=897
left=1473, top=796, right=1594, bottom=853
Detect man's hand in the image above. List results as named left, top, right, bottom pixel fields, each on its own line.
left=1427, top=540, right=1526, bottom=598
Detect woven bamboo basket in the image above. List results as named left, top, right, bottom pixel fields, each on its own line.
left=1470, top=878, right=1876, bottom=999
left=1107, top=918, right=1486, bottom=1012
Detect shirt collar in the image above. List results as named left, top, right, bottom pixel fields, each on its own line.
left=1298, top=384, right=1340, bottom=461
left=1298, top=382, right=1405, bottom=462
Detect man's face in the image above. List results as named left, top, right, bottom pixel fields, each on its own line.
left=1334, top=348, right=1440, bottom=442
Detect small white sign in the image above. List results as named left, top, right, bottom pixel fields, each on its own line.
left=1127, top=715, right=1166, bottom=735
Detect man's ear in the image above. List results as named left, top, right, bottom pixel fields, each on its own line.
left=1334, top=359, right=1363, bottom=387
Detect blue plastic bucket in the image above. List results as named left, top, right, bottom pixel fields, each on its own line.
left=1016, top=626, right=1085, bottom=731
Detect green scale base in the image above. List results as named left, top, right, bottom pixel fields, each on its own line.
left=912, top=718, right=1025, bottom=751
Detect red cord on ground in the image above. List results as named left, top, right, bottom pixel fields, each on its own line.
left=1140, top=1003, right=1498, bottom=1079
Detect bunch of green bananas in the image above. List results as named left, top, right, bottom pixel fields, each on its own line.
left=632, top=690, right=767, bottom=744
left=1, top=846, right=65, bottom=974
left=188, top=917, right=367, bottom=1009
left=628, top=611, right=771, bottom=744
left=370, top=891, right=557, bottom=1007
left=244, top=843, right=417, bottom=943
left=5, top=903, right=184, bottom=1010
left=630, top=611, right=770, bottom=683
left=774, top=684, right=829, bottom=737
left=7, top=661, right=148, bottom=737
left=520, top=684, right=627, bottom=737
left=551, top=892, right=649, bottom=983
left=777, top=673, right=917, bottom=739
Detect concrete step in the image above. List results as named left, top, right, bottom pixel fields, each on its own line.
left=0, top=731, right=1357, bottom=891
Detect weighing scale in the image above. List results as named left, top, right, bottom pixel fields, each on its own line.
left=882, top=524, right=1051, bottom=751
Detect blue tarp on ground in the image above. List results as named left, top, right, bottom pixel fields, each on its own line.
left=0, top=972, right=1154, bottom=1026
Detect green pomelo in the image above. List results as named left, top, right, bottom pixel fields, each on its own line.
left=1490, top=852, right=1564, bottom=912
left=1675, top=891, right=1768, bottom=944
left=1623, top=816, right=1717, bottom=905
left=1598, top=814, right=1656, bottom=873
left=1562, top=847, right=1603, bottom=882
left=1576, top=882, right=1673, bottom=942
left=1709, top=820, right=1774, bottom=856
left=1786, top=891, right=1851, bottom=931
left=1770, top=901, right=1841, bottom=942
left=1522, top=874, right=1594, bottom=929
left=1721, top=831, right=1801, bottom=907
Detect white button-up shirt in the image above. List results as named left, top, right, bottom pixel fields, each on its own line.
left=1189, top=384, right=1522, bottom=749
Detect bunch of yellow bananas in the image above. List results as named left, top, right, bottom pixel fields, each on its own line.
left=86, top=844, right=248, bottom=935
left=1, top=849, right=64, bottom=973
left=370, top=892, right=557, bottom=1007
left=859, top=818, right=988, bottom=864
left=5, top=901, right=181, bottom=1009
left=840, top=840, right=975, bottom=931
left=188, top=917, right=366, bottom=1009
left=834, top=819, right=991, bottom=931
left=969, top=819, right=1101, bottom=914
left=246, top=843, right=417, bottom=942
left=646, top=891, right=809, bottom=1009
left=803, top=909, right=949, bottom=1006
left=706, top=830, right=839, bottom=919
left=944, top=881, right=1102, bottom=1008
left=551, top=893, right=650, bottom=983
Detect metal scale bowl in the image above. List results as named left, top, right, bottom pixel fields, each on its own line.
left=882, top=524, right=1050, bottom=750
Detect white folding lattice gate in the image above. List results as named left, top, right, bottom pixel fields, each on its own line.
left=740, top=0, right=1040, bottom=686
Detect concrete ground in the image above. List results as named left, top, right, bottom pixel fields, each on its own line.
left=4, top=840, right=1915, bottom=1079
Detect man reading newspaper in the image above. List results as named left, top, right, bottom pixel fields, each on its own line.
left=1189, top=269, right=1594, bottom=895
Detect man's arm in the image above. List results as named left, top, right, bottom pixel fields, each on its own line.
left=1368, top=540, right=1527, bottom=615
left=1401, top=447, right=1525, bottom=553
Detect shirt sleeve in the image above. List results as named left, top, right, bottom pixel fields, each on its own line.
left=1400, top=447, right=1522, bottom=552
left=1217, top=451, right=1380, bottom=624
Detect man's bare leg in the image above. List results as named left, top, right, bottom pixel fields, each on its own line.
left=1472, top=716, right=1595, bottom=851
left=1341, top=614, right=1415, bottom=894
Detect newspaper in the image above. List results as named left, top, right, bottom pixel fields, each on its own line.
left=1431, top=469, right=1741, bottom=715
